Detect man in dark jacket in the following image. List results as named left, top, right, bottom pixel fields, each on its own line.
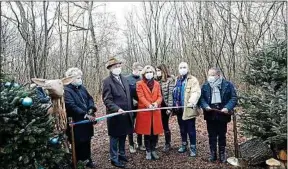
left=126, top=62, right=145, bottom=153
left=199, top=67, right=237, bottom=163
left=64, top=68, right=97, bottom=168
left=102, top=57, right=134, bottom=168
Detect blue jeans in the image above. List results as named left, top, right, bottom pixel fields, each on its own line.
left=177, top=112, right=196, bottom=145
left=109, top=135, right=127, bottom=162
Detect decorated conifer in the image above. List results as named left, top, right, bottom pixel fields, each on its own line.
left=240, top=40, right=287, bottom=152
left=0, top=76, right=71, bottom=169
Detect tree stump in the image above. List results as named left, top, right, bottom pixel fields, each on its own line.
left=239, top=138, right=274, bottom=165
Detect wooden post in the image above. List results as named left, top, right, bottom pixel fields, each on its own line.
left=69, top=117, right=77, bottom=169
left=233, top=112, right=239, bottom=158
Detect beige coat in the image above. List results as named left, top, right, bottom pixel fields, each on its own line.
left=175, top=74, right=201, bottom=120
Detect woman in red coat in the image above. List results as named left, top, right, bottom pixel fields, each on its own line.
left=135, top=65, right=163, bottom=160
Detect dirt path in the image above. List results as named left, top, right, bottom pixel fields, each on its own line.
left=90, top=105, right=247, bottom=169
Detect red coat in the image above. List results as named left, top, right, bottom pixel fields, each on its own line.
left=135, top=80, right=163, bottom=135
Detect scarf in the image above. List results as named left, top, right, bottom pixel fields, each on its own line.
left=144, top=78, right=154, bottom=91
left=209, top=77, right=223, bottom=104
left=133, top=74, right=140, bottom=79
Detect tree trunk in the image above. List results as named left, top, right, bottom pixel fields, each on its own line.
left=88, top=2, right=100, bottom=94
left=42, top=1, right=48, bottom=78
left=0, top=1, right=2, bottom=74
left=58, top=2, right=63, bottom=77
left=65, top=2, right=70, bottom=71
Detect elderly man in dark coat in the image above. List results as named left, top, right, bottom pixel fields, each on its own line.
left=64, top=67, right=97, bottom=168
left=199, top=67, right=237, bottom=163
left=102, top=57, right=134, bottom=168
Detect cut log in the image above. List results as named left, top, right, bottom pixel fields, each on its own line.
left=239, top=138, right=273, bottom=165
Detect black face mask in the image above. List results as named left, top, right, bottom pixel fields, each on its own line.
left=133, top=74, right=140, bottom=78
left=157, top=76, right=162, bottom=81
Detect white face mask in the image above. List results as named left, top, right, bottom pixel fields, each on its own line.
left=72, top=78, right=83, bottom=86
left=112, top=67, right=122, bottom=75
left=145, top=73, right=154, bottom=80
left=179, top=68, right=188, bottom=75
left=207, top=76, right=218, bottom=83
left=156, top=71, right=162, bottom=77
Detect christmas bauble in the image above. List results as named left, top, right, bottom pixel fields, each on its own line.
left=22, top=97, right=33, bottom=107
left=37, top=165, right=44, bottom=169
left=13, top=83, right=20, bottom=88
left=5, top=82, right=11, bottom=87
left=50, top=137, right=59, bottom=145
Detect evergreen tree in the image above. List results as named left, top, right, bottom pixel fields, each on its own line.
left=240, top=40, right=287, bottom=151
left=0, top=77, right=71, bottom=169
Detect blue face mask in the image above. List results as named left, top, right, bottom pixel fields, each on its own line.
left=72, top=79, right=83, bottom=86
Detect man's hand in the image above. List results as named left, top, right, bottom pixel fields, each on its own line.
left=166, top=109, right=172, bottom=115
left=133, top=99, right=138, bottom=106
left=118, top=109, right=124, bottom=113
left=88, top=109, right=94, bottom=115
left=152, top=102, right=158, bottom=108
left=148, top=104, right=155, bottom=109
left=88, top=108, right=97, bottom=116
left=85, top=115, right=95, bottom=122
left=118, top=109, right=126, bottom=115
left=221, top=108, right=229, bottom=114
left=187, top=103, right=196, bottom=109
left=205, top=106, right=212, bottom=111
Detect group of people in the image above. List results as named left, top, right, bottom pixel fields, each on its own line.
left=36, top=57, right=238, bottom=168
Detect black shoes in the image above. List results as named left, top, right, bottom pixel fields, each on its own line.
left=219, top=148, right=227, bottom=163
left=85, top=161, right=96, bottom=168
left=209, top=151, right=217, bottom=162
left=209, top=146, right=217, bottom=162
left=119, top=156, right=129, bottom=163
left=163, top=143, right=171, bottom=152
left=111, top=161, right=125, bottom=168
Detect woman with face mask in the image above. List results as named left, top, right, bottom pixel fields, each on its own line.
left=172, top=62, right=201, bottom=157
left=64, top=67, right=97, bottom=168
left=135, top=65, right=163, bottom=160
left=156, top=64, right=175, bottom=152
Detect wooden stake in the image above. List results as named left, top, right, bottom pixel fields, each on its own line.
left=233, top=112, right=239, bottom=158
left=69, top=117, right=77, bottom=169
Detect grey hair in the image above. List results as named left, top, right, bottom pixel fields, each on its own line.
left=209, top=67, right=221, bottom=75
left=132, top=62, right=143, bottom=70
left=65, top=67, right=83, bottom=77
left=179, top=62, right=189, bottom=69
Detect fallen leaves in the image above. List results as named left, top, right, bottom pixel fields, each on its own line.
left=89, top=105, right=247, bottom=168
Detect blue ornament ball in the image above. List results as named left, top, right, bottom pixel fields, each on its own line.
left=5, top=82, right=11, bottom=87
left=50, top=137, right=59, bottom=145
left=37, top=165, right=44, bottom=169
left=22, top=97, right=33, bottom=107
left=13, top=83, right=20, bottom=88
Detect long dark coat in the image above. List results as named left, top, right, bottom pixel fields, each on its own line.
left=64, top=84, right=97, bottom=142
left=199, top=79, right=238, bottom=122
left=102, top=73, right=134, bottom=137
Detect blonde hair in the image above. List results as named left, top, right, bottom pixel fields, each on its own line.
left=65, top=67, right=83, bottom=77
left=141, top=65, right=155, bottom=75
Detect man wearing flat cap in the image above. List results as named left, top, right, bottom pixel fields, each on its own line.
left=102, top=57, right=134, bottom=168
